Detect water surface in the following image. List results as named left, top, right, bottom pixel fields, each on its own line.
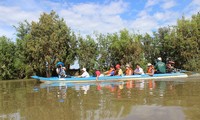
left=0, top=77, right=200, bottom=120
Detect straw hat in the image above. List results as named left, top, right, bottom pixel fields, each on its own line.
left=147, top=63, right=152, bottom=66
left=126, top=64, right=130, bottom=67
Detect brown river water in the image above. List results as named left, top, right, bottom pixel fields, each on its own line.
left=0, top=76, right=200, bottom=120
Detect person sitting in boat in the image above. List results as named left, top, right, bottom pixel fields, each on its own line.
left=95, top=69, right=101, bottom=77
left=95, top=68, right=103, bottom=80
left=146, top=63, right=155, bottom=76
left=79, top=68, right=90, bottom=78
left=125, top=64, right=133, bottom=76
left=166, top=60, right=175, bottom=73
left=115, top=64, right=123, bottom=76
left=56, top=64, right=67, bottom=78
left=104, top=65, right=115, bottom=76
left=155, top=57, right=166, bottom=74
left=134, top=63, right=144, bottom=75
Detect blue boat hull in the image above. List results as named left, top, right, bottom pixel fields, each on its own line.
left=31, top=72, right=188, bottom=83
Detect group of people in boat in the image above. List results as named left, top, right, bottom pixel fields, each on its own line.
left=56, top=57, right=175, bottom=78
left=95, top=57, right=175, bottom=78
left=56, top=63, right=90, bottom=78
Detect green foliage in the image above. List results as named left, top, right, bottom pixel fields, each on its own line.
left=174, top=13, right=200, bottom=71
left=110, top=29, right=144, bottom=66
left=0, top=36, right=16, bottom=80
left=77, top=35, right=98, bottom=74
left=142, top=33, right=159, bottom=64
left=25, top=11, right=77, bottom=76
left=150, top=12, right=200, bottom=72
left=95, top=29, right=145, bottom=72
left=96, top=33, right=113, bottom=70
left=14, top=21, right=31, bottom=78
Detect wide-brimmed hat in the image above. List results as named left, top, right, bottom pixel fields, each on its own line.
left=82, top=68, right=86, bottom=71
left=147, top=63, right=152, bottom=66
left=126, top=64, right=130, bottom=67
left=56, top=62, right=64, bottom=67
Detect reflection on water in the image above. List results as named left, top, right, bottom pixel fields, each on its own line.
left=0, top=77, right=200, bottom=120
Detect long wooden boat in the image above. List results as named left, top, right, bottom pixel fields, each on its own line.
left=31, top=72, right=188, bottom=83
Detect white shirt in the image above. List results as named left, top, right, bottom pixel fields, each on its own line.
left=134, top=67, right=144, bottom=75
left=81, top=71, right=90, bottom=77
left=56, top=67, right=66, bottom=75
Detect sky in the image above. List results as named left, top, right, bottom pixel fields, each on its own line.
left=0, top=0, right=200, bottom=40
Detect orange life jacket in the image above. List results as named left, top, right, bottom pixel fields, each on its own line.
left=147, top=66, right=154, bottom=73
left=126, top=68, right=133, bottom=75
left=105, top=69, right=113, bottom=75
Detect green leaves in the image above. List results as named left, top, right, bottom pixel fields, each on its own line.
left=95, top=29, right=144, bottom=70
left=0, top=36, right=16, bottom=80
left=26, top=11, right=77, bottom=76
left=149, top=13, right=200, bottom=71
left=77, top=35, right=98, bottom=74
left=174, top=13, right=200, bottom=71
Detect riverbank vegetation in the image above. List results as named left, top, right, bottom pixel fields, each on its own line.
left=0, top=11, right=199, bottom=80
